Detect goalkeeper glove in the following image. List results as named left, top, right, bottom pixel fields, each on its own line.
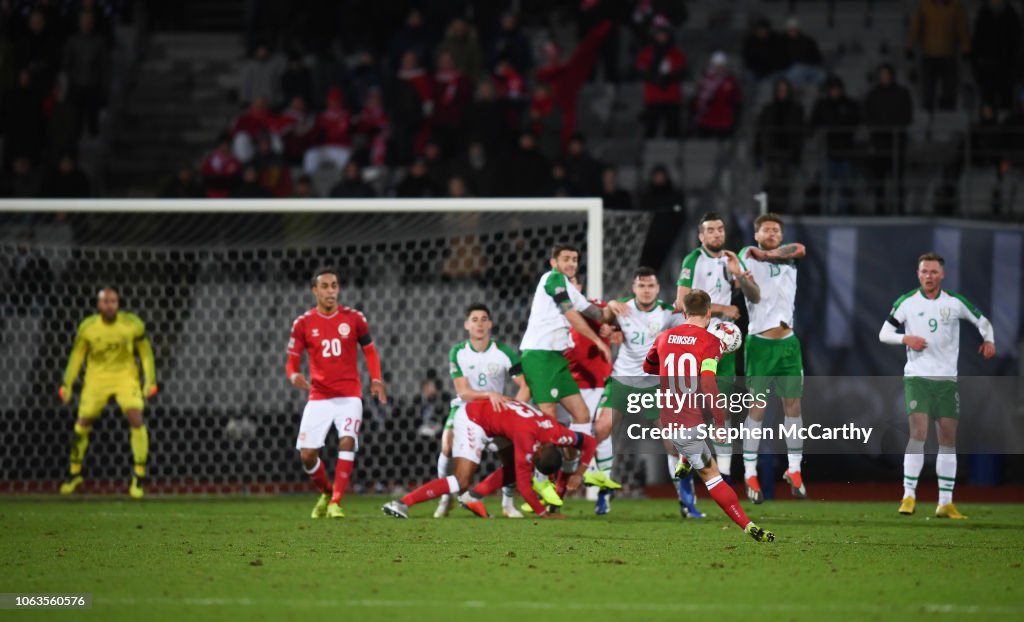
left=143, top=383, right=159, bottom=398
left=59, top=385, right=73, bottom=405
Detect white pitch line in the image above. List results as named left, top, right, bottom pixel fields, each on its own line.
left=93, top=597, right=1024, bottom=615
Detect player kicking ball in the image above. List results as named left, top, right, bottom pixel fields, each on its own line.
left=383, top=399, right=596, bottom=519
left=644, top=290, right=775, bottom=543
left=287, top=267, right=387, bottom=519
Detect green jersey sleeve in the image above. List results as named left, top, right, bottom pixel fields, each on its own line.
left=677, top=249, right=701, bottom=287
left=448, top=343, right=465, bottom=378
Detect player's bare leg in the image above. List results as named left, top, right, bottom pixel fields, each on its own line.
left=60, top=416, right=94, bottom=495
left=742, top=403, right=766, bottom=503
left=900, top=412, right=929, bottom=515
left=124, top=408, right=148, bottom=499
left=934, top=417, right=964, bottom=519
left=434, top=428, right=455, bottom=518
left=781, top=397, right=806, bottom=498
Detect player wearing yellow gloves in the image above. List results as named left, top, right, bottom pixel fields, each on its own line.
left=59, top=287, right=157, bottom=498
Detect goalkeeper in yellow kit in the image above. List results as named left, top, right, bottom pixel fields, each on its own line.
left=59, top=287, right=157, bottom=498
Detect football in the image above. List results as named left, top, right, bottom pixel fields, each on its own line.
left=711, top=321, right=742, bottom=354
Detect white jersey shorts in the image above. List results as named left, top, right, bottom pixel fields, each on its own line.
left=451, top=405, right=493, bottom=464
left=295, top=396, right=363, bottom=450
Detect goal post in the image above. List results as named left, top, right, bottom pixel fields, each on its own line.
left=0, top=198, right=655, bottom=494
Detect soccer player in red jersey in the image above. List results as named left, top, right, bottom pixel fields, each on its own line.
left=382, top=399, right=596, bottom=519
left=643, top=289, right=775, bottom=542
left=287, top=267, right=387, bottom=519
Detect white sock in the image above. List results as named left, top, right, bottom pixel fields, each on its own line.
left=743, top=417, right=762, bottom=478
left=784, top=416, right=803, bottom=473
left=936, top=445, right=957, bottom=506
left=713, top=415, right=732, bottom=476
left=666, top=454, right=679, bottom=478
left=444, top=475, right=460, bottom=495
left=569, top=422, right=592, bottom=438
left=437, top=453, right=450, bottom=479
left=903, top=439, right=925, bottom=499
left=562, top=456, right=580, bottom=474
left=501, top=485, right=515, bottom=503
left=595, top=436, right=614, bottom=477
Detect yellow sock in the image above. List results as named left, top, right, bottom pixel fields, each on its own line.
left=130, top=425, right=148, bottom=477
left=69, top=424, right=90, bottom=473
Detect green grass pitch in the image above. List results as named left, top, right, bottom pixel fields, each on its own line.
left=2, top=495, right=1023, bottom=621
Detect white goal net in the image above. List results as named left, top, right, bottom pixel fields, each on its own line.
left=0, top=199, right=653, bottom=495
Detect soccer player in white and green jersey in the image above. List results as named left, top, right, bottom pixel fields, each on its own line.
left=879, top=252, right=995, bottom=519
left=737, top=213, right=808, bottom=503
left=592, top=267, right=691, bottom=515
left=674, top=212, right=761, bottom=480
left=520, top=242, right=614, bottom=428
left=436, top=303, right=530, bottom=518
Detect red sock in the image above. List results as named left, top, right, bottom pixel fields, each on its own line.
left=706, top=475, right=751, bottom=529
left=554, top=471, right=568, bottom=498
left=401, top=476, right=457, bottom=507
left=308, top=459, right=331, bottom=495
left=472, top=468, right=505, bottom=498
left=331, top=452, right=355, bottom=503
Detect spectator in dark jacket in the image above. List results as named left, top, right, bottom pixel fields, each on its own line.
left=742, top=18, right=789, bottom=82
left=39, top=153, right=91, bottom=197
left=971, top=0, right=1022, bottom=111
left=454, top=141, right=498, bottom=197
left=565, top=133, right=603, bottom=196
left=500, top=132, right=552, bottom=196
left=755, top=78, right=805, bottom=211
left=62, top=10, right=109, bottom=137
left=330, top=160, right=377, bottom=198
left=1, top=156, right=42, bottom=198
left=159, top=166, right=205, bottom=198
left=782, top=17, right=825, bottom=86
left=231, top=165, right=273, bottom=198
left=864, top=64, right=914, bottom=214
left=432, top=49, right=474, bottom=158
left=601, top=165, right=633, bottom=210
left=16, top=10, right=60, bottom=91
left=280, top=53, right=313, bottom=107
left=810, top=75, right=861, bottom=214
left=3, top=68, right=45, bottom=166
left=396, top=158, right=439, bottom=197
left=638, top=164, right=686, bottom=267
left=636, top=20, right=686, bottom=137
left=488, top=11, right=533, bottom=77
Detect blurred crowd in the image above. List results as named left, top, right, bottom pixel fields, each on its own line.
left=0, top=0, right=123, bottom=198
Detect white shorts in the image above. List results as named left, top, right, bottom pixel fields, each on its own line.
left=295, top=397, right=363, bottom=450
left=555, top=386, right=603, bottom=426
left=451, top=406, right=492, bottom=464
left=670, top=429, right=714, bottom=471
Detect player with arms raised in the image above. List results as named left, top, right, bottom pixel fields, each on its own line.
left=287, top=267, right=387, bottom=519
left=879, top=252, right=995, bottom=519
left=674, top=212, right=760, bottom=481
left=382, top=399, right=596, bottom=519
left=434, top=303, right=530, bottom=518
left=644, top=290, right=775, bottom=542
left=59, top=287, right=157, bottom=498
left=737, top=213, right=808, bottom=503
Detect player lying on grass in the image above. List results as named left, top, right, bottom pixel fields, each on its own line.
left=383, top=399, right=596, bottom=519
left=644, top=289, right=775, bottom=543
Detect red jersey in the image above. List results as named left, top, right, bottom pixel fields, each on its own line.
left=287, top=306, right=371, bottom=400
left=566, top=300, right=611, bottom=389
left=466, top=399, right=596, bottom=515
left=643, top=323, right=725, bottom=429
